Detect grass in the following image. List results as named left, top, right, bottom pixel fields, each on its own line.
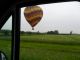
left=20, top=43, right=80, bottom=60
left=20, top=34, right=80, bottom=60
left=0, top=38, right=11, bottom=60
left=20, top=34, right=80, bottom=45
left=0, top=34, right=80, bottom=60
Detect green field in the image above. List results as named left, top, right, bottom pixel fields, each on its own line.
left=0, top=34, right=80, bottom=60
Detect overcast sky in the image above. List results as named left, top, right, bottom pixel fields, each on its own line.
left=2, top=1, right=80, bottom=34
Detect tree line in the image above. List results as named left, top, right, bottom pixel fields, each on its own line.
left=20, top=30, right=73, bottom=35
left=0, top=30, right=11, bottom=36
left=0, top=30, right=74, bottom=36
left=21, top=30, right=59, bottom=35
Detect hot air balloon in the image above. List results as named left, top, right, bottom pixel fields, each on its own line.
left=24, top=6, right=43, bottom=30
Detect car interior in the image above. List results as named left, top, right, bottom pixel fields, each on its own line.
left=0, top=0, right=80, bottom=60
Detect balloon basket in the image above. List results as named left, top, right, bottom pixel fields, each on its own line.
left=32, top=27, right=34, bottom=30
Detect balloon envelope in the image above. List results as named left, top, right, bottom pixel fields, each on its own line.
left=24, top=6, right=43, bottom=30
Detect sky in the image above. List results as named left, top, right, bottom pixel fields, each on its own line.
left=2, top=1, right=80, bottom=34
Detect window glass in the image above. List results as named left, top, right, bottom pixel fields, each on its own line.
left=0, top=16, right=12, bottom=60
left=20, top=1, right=80, bottom=60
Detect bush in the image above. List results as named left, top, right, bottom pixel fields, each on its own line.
left=47, top=30, right=59, bottom=35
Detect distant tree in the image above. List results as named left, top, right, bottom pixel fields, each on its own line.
left=4, top=30, right=9, bottom=36
left=70, top=31, right=72, bottom=35
left=36, top=31, right=40, bottom=34
left=54, top=30, right=59, bottom=34
left=21, top=31, right=25, bottom=34
left=47, top=30, right=59, bottom=35
left=47, top=31, right=53, bottom=34
left=26, top=31, right=32, bottom=34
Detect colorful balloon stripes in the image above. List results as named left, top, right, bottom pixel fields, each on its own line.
left=24, top=6, right=43, bottom=30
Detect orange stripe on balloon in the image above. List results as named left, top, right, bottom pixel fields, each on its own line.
left=24, top=6, right=43, bottom=29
